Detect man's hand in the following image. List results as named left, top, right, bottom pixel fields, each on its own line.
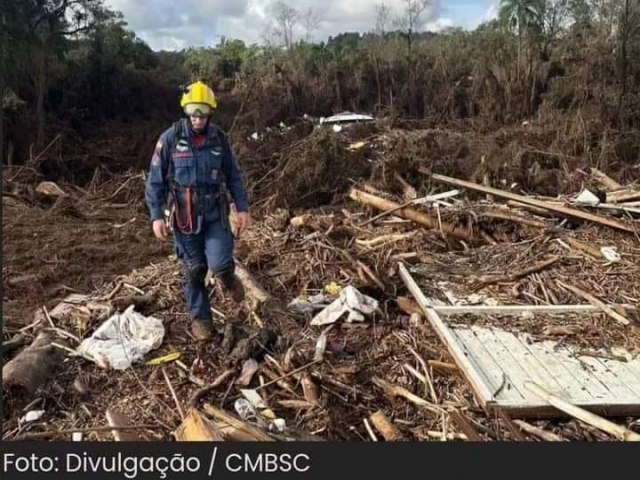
left=234, top=211, right=250, bottom=237
left=152, top=219, right=168, bottom=240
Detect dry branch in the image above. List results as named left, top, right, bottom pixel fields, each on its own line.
left=349, top=188, right=473, bottom=242
left=556, top=281, right=630, bottom=325
left=369, top=410, right=405, bottom=441
left=203, top=404, right=274, bottom=441
left=590, top=168, right=622, bottom=190
left=449, top=409, right=486, bottom=441
left=512, top=420, right=565, bottom=442
left=427, top=172, right=636, bottom=233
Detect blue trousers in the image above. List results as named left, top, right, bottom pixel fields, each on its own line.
left=173, top=218, right=234, bottom=321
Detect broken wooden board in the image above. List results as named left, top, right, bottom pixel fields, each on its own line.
left=398, top=262, right=640, bottom=417
left=174, top=408, right=224, bottom=441
left=426, top=171, right=636, bottom=233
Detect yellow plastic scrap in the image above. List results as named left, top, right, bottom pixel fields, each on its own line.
left=324, top=282, right=342, bottom=295
left=347, top=141, right=366, bottom=150
left=145, top=351, right=181, bottom=366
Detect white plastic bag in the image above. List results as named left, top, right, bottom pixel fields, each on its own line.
left=77, top=305, right=164, bottom=370
left=310, top=286, right=379, bottom=326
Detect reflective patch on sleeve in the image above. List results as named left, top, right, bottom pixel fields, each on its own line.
left=151, top=153, right=161, bottom=166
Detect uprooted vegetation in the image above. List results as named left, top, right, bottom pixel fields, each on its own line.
left=3, top=115, right=640, bottom=442
left=3, top=0, right=640, bottom=442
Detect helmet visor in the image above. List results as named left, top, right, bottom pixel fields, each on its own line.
left=184, top=103, right=212, bottom=117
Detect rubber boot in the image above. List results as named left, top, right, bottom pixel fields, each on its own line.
left=191, top=318, right=213, bottom=341
left=220, top=267, right=245, bottom=304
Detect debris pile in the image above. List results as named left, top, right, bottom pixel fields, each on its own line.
left=3, top=119, right=640, bottom=442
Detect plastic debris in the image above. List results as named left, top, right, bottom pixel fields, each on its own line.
left=20, top=410, right=45, bottom=425
left=347, top=141, right=367, bottom=150
left=145, top=351, right=181, bottom=366
left=313, top=331, right=328, bottom=361
left=323, top=281, right=342, bottom=296
left=288, top=293, right=330, bottom=313
left=77, top=305, right=165, bottom=370
left=320, top=112, right=374, bottom=124
left=268, top=418, right=286, bottom=433
left=310, top=286, right=379, bottom=326
left=574, top=189, right=601, bottom=206
left=601, top=246, right=621, bottom=262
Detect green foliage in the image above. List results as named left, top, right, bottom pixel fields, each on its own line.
left=2, top=0, right=640, bottom=162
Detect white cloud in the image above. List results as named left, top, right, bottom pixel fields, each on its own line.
left=104, top=0, right=461, bottom=50
left=425, top=17, right=454, bottom=31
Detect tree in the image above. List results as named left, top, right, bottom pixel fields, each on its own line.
left=272, top=1, right=298, bottom=50
left=375, top=3, right=391, bottom=35
left=20, top=0, right=107, bottom=146
left=499, top=0, right=545, bottom=79
left=302, top=7, right=320, bottom=43
left=395, top=0, right=432, bottom=63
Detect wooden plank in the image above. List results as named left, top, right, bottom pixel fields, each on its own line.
left=619, top=360, right=640, bottom=386
left=426, top=171, right=636, bottom=233
left=604, top=360, right=640, bottom=398
left=452, top=328, right=525, bottom=403
left=524, top=382, right=640, bottom=441
left=525, top=339, right=604, bottom=402
left=469, top=326, right=535, bottom=401
left=432, top=304, right=635, bottom=316
left=577, top=356, right=639, bottom=402
left=492, top=329, right=576, bottom=401
left=548, top=345, right=613, bottom=400
left=174, top=408, right=225, bottom=441
left=398, top=263, right=495, bottom=407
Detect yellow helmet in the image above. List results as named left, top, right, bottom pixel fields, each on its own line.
left=180, top=81, right=217, bottom=115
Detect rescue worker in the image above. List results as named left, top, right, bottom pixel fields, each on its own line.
left=144, top=81, right=250, bottom=341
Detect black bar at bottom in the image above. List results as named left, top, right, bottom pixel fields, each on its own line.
left=0, top=442, right=635, bottom=480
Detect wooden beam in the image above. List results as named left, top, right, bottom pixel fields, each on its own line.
left=349, top=188, right=473, bottom=242
left=590, top=168, right=622, bottom=190
left=425, top=171, right=636, bottom=233
left=398, top=263, right=495, bottom=408
left=430, top=304, right=636, bottom=316
left=524, top=382, right=640, bottom=441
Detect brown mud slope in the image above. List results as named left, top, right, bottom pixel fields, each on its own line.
left=3, top=118, right=640, bottom=442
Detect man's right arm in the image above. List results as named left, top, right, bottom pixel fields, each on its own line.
left=144, top=132, right=171, bottom=221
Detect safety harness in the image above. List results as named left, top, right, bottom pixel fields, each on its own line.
left=166, top=119, right=229, bottom=234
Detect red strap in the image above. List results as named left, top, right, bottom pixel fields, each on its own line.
left=192, top=134, right=206, bottom=148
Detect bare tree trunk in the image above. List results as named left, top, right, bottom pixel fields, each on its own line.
left=616, top=0, right=630, bottom=124
left=35, top=49, right=48, bottom=148
left=334, top=70, right=342, bottom=111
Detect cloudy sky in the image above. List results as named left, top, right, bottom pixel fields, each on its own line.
left=104, top=0, right=500, bottom=51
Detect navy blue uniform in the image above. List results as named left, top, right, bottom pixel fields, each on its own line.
left=145, top=119, right=249, bottom=321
